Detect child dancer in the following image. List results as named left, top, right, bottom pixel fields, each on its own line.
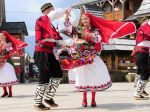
left=0, top=31, right=27, bottom=97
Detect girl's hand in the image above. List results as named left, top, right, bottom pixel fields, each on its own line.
left=74, top=39, right=85, bottom=44
left=72, top=35, right=78, bottom=41
left=0, top=42, right=7, bottom=51
left=0, top=62, right=5, bottom=68
left=84, top=32, right=93, bottom=37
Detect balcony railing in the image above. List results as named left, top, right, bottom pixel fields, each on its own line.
left=103, top=10, right=133, bottom=21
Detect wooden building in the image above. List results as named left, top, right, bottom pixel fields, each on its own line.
left=73, top=0, right=143, bottom=21
left=72, top=0, right=147, bottom=72
left=0, top=0, right=28, bottom=83
left=126, top=0, right=150, bottom=24
left=0, top=22, right=28, bottom=82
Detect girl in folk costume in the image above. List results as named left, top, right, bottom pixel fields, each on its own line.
left=132, top=20, right=150, bottom=100
left=0, top=31, right=28, bottom=97
left=64, top=11, right=136, bottom=107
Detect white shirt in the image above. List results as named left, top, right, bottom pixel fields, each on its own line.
left=47, top=8, right=66, bottom=22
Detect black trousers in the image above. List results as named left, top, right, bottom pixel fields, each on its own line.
left=136, top=52, right=150, bottom=80
left=34, top=51, right=63, bottom=84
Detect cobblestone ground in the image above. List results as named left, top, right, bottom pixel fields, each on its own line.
left=0, top=83, right=150, bottom=112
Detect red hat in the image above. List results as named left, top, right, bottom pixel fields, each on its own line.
left=82, top=12, right=136, bottom=43
left=1, top=31, right=28, bottom=56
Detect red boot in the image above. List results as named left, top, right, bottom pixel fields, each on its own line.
left=91, top=91, right=97, bottom=107
left=8, top=86, right=12, bottom=97
left=82, top=92, right=87, bottom=107
left=1, top=87, right=8, bottom=97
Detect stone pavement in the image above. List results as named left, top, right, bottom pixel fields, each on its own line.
left=0, top=83, right=150, bottom=112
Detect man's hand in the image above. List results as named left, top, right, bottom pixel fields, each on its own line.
left=41, top=38, right=56, bottom=42
left=65, top=8, right=71, bottom=16
left=58, top=40, right=67, bottom=48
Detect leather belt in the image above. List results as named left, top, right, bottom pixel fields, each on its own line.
left=36, top=43, right=53, bottom=50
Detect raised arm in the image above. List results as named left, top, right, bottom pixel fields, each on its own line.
left=47, top=8, right=70, bottom=21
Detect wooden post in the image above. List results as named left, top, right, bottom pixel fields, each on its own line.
left=115, top=55, right=119, bottom=70
left=12, top=34, right=26, bottom=83
left=107, top=54, right=112, bottom=70
left=0, top=0, right=6, bottom=22
left=120, top=0, right=126, bottom=20
left=20, top=34, right=25, bottom=83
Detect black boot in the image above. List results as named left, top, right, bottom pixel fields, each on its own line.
left=34, top=84, right=50, bottom=110
left=44, top=78, right=61, bottom=107
left=34, top=104, right=50, bottom=111
left=44, top=98, right=58, bottom=107
left=142, top=90, right=149, bottom=96
left=134, top=79, right=149, bottom=100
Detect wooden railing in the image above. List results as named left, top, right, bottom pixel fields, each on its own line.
left=103, top=10, right=133, bottom=21
left=103, top=11, right=113, bottom=20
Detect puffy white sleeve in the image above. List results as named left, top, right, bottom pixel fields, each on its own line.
left=137, top=41, right=150, bottom=48
left=64, top=19, right=72, bottom=34
left=47, top=8, right=66, bottom=21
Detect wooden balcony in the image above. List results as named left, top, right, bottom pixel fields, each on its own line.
left=114, top=11, right=123, bottom=21
left=103, top=11, right=113, bottom=20
left=103, top=10, right=133, bottom=21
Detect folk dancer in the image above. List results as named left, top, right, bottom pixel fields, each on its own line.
left=64, top=11, right=136, bottom=107
left=132, top=20, right=150, bottom=100
left=0, top=31, right=27, bottom=97
left=33, top=3, right=71, bottom=111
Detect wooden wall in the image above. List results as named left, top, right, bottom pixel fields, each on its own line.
left=101, top=51, right=136, bottom=71
left=102, top=0, right=142, bottom=21
left=11, top=34, right=25, bottom=73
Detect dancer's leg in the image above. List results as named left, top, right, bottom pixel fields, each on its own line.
left=1, top=87, right=8, bottom=97
left=91, top=91, right=96, bottom=107
left=44, top=78, right=61, bottom=107
left=8, top=86, right=12, bottom=97
left=82, top=92, right=87, bottom=107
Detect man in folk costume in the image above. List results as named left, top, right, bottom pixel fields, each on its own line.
left=132, top=20, right=150, bottom=100
left=33, top=3, right=70, bottom=111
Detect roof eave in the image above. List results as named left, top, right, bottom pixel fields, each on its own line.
left=72, top=0, right=101, bottom=8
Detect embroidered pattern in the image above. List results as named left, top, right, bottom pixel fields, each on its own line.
left=34, top=84, right=46, bottom=105
left=45, top=78, right=61, bottom=100
left=75, top=80, right=112, bottom=92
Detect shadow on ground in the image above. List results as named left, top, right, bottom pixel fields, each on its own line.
left=52, top=103, right=150, bottom=111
